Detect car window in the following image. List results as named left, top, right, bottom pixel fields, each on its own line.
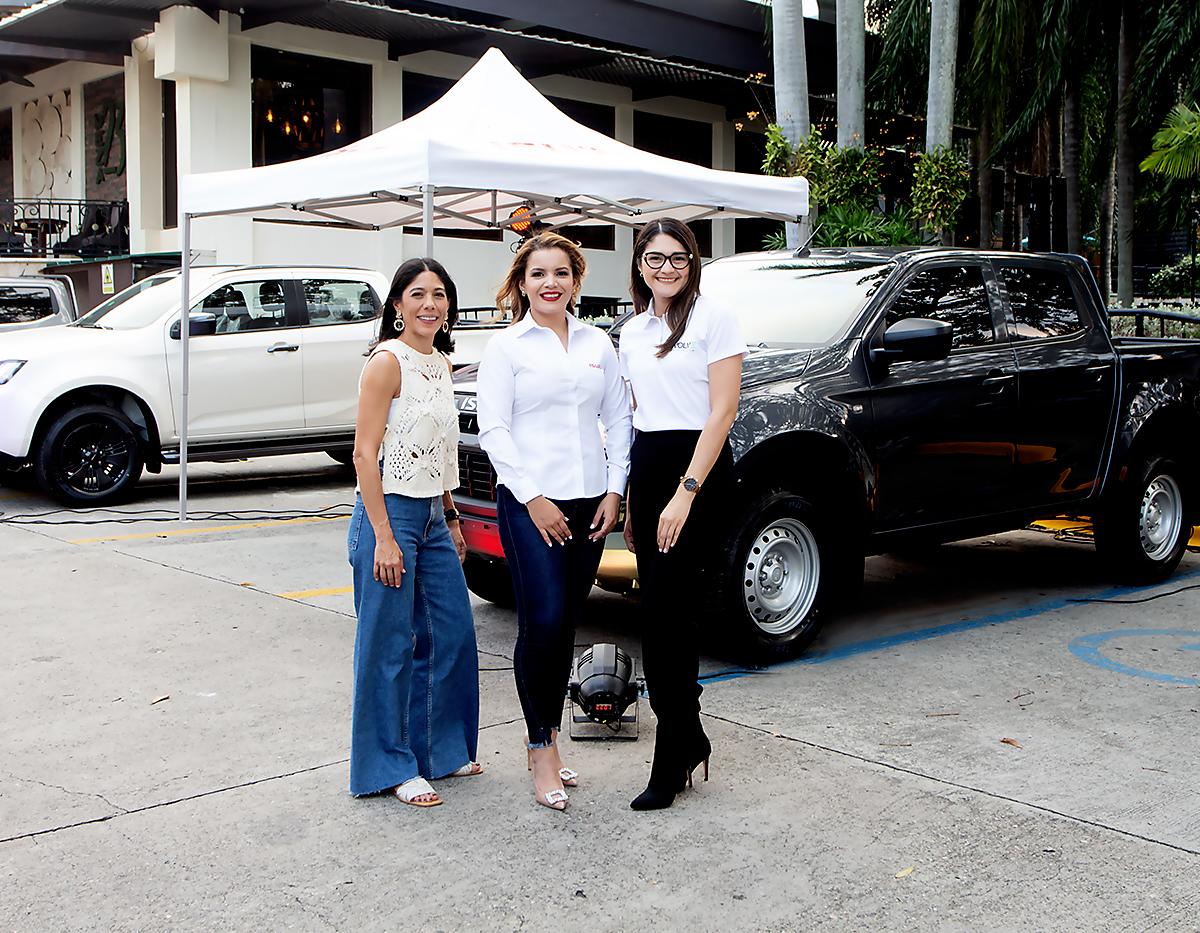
left=0, top=285, right=54, bottom=324
left=996, top=264, right=1084, bottom=339
left=700, top=257, right=893, bottom=348
left=886, top=266, right=996, bottom=350
left=200, top=280, right=289, bottom=333
left=301, top=279, right=378, bottom=327
left=76, top=273, right=179, bottom=329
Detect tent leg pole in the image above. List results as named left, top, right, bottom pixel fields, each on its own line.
left=178, top=214, right=191, bottom=522
left=423, top=184, right=434, bottom=256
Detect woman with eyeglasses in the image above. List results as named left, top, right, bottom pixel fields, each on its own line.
left=619, top=219, right=746, bottom=811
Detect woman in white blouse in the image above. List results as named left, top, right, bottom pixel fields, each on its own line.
left=347, top=258, right=481, bottom=808
left=477, top=232, right=632, bottom=812
left=619, top=219, right=745, bottom=811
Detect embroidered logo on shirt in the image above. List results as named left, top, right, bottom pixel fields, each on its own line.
left=588, top=362, right=603, bottom=369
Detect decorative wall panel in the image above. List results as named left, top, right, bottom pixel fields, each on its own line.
left=21, top=90, right=72, bottom=198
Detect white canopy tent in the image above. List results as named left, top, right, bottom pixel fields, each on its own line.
left=174, top=47, right=808, bottom=519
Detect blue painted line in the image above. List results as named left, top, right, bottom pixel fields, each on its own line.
left=1069, top=629, right=1200, bottom=686
left=699, top=566, right=1200, bottom=687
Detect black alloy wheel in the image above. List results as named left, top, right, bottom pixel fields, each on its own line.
left=35, top=404, right=144, bottom=504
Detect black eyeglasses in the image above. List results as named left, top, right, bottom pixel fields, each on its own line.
left=641, top=251, right=692, bottom=270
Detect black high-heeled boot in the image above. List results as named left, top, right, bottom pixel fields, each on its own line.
left=683, top=729, right=711, bottom=789
left=629, top=730, right=687, bottom=811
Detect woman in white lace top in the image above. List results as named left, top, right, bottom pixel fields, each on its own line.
left=347, top=258, right=481, bottom=808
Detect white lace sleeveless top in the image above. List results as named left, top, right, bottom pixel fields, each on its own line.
left=368, top=340, right=459, bottom=497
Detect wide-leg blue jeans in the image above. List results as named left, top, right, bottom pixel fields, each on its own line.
left=348, top=493, right=479, bottom=796
left=496, top=485, right=604, bottom=748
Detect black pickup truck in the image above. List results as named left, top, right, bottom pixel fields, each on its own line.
left=453, top=247, right=1200, bottom=659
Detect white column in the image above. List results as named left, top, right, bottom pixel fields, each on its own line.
left=614, top=103, right=636, bottom=257
left=712, top=120, right=736, bottom=258
left=125, top=46, right=163, bottom=253
left=65, top=82, right=84, bottom=201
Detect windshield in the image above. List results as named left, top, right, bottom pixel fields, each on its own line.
left=701, top=257, right=894, bottom=347
left=75, top=273, right=179, bottom=330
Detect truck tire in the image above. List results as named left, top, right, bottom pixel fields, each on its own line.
left=1094, top=455, right=1190, bottom=584
left=462, top=555, right=516, bottom=608
left=35, top=404, right=144, bottom=504
left=719, top=489, right=861, bottom=661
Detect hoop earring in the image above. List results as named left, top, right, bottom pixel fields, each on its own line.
left=441, top=321, right=449, bottom=333
left=395, top=317, right=405, bottom=334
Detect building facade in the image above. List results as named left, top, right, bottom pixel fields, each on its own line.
left=0, top=1, right=812, bottom=308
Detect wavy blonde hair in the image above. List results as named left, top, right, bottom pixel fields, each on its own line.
left=496, top=232, right=588, bottom=323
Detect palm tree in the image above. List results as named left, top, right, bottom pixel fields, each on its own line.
left=836, top=0, right=865, bottom=149
left=1115, top=0, right=1137, bottom=306
left=925, top=0, right=960, bottom=152
left=1140, top=102, right=1200, bottom=179
left=771, top=0, right=812, bottom=245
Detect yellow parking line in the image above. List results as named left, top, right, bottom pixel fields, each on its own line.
left=279, top=585, right=353, bottom=599
left=69, top=515, right=345, bottom=545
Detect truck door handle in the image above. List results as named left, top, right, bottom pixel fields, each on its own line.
left=981, top=371, right=1014, bottom=392
left=1084, top=363, right=1109, bottom=382
left=267, top=342, right=299, bottom=353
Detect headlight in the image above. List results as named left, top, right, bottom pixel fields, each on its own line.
left=0, top=360, right=26, bottom=385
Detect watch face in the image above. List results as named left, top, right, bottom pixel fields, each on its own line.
left=683, top=478, right=699, bottom=492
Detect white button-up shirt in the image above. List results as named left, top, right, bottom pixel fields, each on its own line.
left=477, top=312, right=632, bottom=504
left=618, top=295, right=747, bottom=432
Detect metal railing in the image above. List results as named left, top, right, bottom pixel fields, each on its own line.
left=0, top=198, right=129, bottom=258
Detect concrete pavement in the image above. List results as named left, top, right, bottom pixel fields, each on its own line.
left=2, top=456, right=1198, bottom=931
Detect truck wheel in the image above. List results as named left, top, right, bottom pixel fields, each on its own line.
left=721, top=490, right=858, bottom=661
left=35, top=404, right=144, bottom=504
left=462, top=555, right=516, bottom=608
left=1094, top=455, right=1190, bottom=584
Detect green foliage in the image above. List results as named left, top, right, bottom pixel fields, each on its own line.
left=1149, top=255, right=1200, bottom=297
left=761, top=124, right=881, bottom=210
left=1140, top=102, right=1200, bottom=180
left=866, top=0, right=930, bottom=115
left=811, top=204, right=929, bottom=249
left=823, top=147, right=883, bottom=210
left=761, top=226, right=789, bottom=251
left=911, top=146, right=971, bottom=236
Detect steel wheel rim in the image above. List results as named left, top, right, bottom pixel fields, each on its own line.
left=1139, top=473, right=1183, bottom=562
left=742, top=517, right=820, bottom=636
left=56, top=421, right=133, bottom=494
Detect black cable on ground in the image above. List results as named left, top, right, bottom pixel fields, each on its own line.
left=0, top=504, right=356, bottom=525
left=1068, top=583, right=1200, bottom=604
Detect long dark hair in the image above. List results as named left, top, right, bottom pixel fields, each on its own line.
left=373, top=257, right=458, bottom=353
left=630, top=219, right=702, bottom=358
left=496, top=232, right=587, bottom=324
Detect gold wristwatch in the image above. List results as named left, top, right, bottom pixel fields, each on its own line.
left=679, top=475, right=701, bottom=494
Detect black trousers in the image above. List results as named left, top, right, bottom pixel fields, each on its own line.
left=496, top=485, right=604, bottom=747
left=629, top=430, right=733, bottom=758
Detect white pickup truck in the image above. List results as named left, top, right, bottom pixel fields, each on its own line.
left=0, top=264, right=391, bottom=503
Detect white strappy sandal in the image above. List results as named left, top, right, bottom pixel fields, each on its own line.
left=446, top=762, right=484, bottom=778
left=394, top=776, right=442, bottom=807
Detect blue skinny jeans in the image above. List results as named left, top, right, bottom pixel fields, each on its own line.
left=347, top=493, right=479, bottom=795
left=496, top=485, right=604, bottom=748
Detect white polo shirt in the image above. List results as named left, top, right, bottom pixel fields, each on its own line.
left=618, top=294, right=747, bottom=432
left=477, top=312, right=633, bottom=504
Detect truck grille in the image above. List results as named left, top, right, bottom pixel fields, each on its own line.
left=458, top=449, right=497, bottom=501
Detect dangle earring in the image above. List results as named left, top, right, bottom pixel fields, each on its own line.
left=395, top=316, right=405, bottom=334
left=441, top=321, right=449, bottom=333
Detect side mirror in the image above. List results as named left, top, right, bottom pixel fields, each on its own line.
left=869, top=318, right=953, bottom=366
left=169, top=311, right=218, bottom=339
